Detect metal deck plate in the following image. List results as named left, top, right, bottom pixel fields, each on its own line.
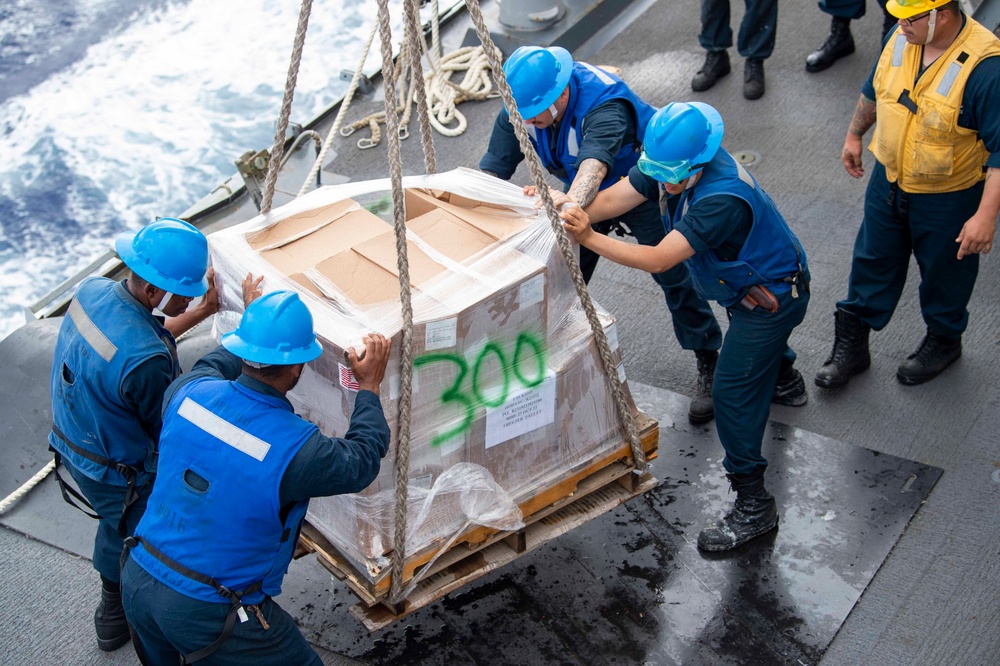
left=0, top=324, right=941, bottom=665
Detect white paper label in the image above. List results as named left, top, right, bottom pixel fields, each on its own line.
left=605, top=322, right=620, bottom=354
left=425, top=317, right=457, bottom=350
left=519, top=274, right=545, bottom=308
left=485, top=375, right=556, bottom=449
left=617, top=361, right=627, bottom=383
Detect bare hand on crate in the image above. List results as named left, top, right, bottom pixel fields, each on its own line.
left=347, top=333, right=391, bottom=395
left=242, top=272, right=264, bottom=308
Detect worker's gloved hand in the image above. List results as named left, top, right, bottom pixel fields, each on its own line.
left=349, top=333, right=392, bottom=395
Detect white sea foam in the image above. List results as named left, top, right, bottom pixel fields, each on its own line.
left=0, top=0, right=408, bottom=340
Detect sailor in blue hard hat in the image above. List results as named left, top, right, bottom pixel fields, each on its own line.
left=559, top=101, right=811, bottom=552
left=480, top=45, right=728, bottom=425
left=121, top=290, right=391, bottom=665
left=48, top=217, right=217, bottom=652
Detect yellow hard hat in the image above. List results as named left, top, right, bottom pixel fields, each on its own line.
left=885, top=0, right=952, bottom=20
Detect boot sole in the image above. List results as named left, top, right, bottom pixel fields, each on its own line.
left=896, top=357, right=960, bottom=386
left=97, top=632, right=131, bottom=652
left=691, top=68, right=731, bottom=92
left=697, top=516, right=779, bottom=552
left=688, top=410, right=715, bottom=425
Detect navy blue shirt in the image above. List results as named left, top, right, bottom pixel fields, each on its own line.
left=117, top=281, right=177, bottom=445
left=861, top=18, right=1000, bottom=168
left=628, top=167, right=753, bottom=261
left=163, top=345, right=390, bottom=506
left=479, top=99, right=633, bottom=181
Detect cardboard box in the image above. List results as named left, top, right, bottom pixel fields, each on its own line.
left=208, top=176, right=638, bottom=586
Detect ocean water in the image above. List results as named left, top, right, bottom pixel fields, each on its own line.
left=0, top=0, right=413, bottom=341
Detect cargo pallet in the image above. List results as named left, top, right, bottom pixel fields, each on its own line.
left=297, top=412, right=660, bottom=631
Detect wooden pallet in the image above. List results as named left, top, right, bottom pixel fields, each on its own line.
left=297, top=412, right=659, bottom=630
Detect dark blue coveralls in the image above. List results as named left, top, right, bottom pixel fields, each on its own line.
left=49, top=278, right=179, bottom=584
left=121, top=346, right=390, bottom=665
left=630, top=152, right=809, bottom=475
left=838, top=23, right=1000, bottom=339
left=700, top=0, right=778, bottom=61
left=480, top=95, right=722, bottom=352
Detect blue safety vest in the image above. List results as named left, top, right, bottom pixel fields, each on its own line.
left=663, top=149, right=806, bottom=307
left=531, top=62, right=656, bottom=190
left=49, top=278, right=178, bottom=486
left=131, top=376, right=317, bottom=604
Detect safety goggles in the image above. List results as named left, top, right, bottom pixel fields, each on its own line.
left=637, top=153, right=698, bottom=185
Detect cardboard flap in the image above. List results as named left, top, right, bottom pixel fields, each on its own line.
left=407, top=209, right=495, bottom=263
left=314, top=250, right=402, bottom=306
left=405, top=188, right=533, bottom=241
left=257, top=204, right=389, bottom=276
left=248, top=198, right=361, bottom=251
left=352, top=233, right=447, bottom=287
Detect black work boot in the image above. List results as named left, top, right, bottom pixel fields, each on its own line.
left=95, top=575, right=130, bottom=652
left=691, top=50, right=731, bottom=92
left=815, top=309, right=871, bottom=389
left=772, top=363, right=808, bottom=407
left=806, top=16, right=855, bottom=73
left=897, top=330, right=962, bottom=385
left=697, top=470, right=778, bottom=552
left=743, top=58, right=765, bottom=100
left=689, top=350, right=717, bottom=424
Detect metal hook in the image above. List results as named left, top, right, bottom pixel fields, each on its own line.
left=340, top=125, right=358, bottom=137
left=357, top=137, right=379, bottom=150
left=398, top=125, right=409, bottom=140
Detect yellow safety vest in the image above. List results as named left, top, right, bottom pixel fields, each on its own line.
left=870, top=18, right=1000, bottom=193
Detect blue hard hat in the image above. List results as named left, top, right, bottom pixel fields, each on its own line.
left=222, top=291, right=323, bottom=365
left=115, top=218, right=209, bottom=297
left=637, top=102, right=724, bottom=184
left=503, top=46, right=574, bottom=119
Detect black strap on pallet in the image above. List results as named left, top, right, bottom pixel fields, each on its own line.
left=49, top=423, right=142, bottom=537
left=123, top=536, right=264, bottom=664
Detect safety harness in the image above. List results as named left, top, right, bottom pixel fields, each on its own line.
left=49, top=423, right=142, bottom=538
left=122, top=535, right=265, bottom=664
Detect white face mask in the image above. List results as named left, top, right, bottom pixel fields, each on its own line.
left=153, top=290, right=173, bottom=317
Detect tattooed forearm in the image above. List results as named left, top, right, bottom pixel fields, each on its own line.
left=567, top=159, right=608, bottom=208
left=848, top=95, right=877, bottom=138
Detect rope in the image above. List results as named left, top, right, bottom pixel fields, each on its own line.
left=404, top=0, right=437, bottom=173
left=0, top=460, right=55, bottom=516
left=344, top=0, right=495, bottom=148
left=260, top=0, right=313, bottom=214
left=297, top=18, right=380, bottom=197
left=462, top=0, right=645, bottom=470
left=375, top=0, right=416, bottom=606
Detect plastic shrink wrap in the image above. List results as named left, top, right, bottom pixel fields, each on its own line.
left=208, top=168, right=637, bottom=591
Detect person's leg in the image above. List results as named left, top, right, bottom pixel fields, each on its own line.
left=66, top=465, right=151, bottom=651
left=739, top=0, right=778, bottom=59
left=837, top=163, right=912, bottom=330
left=623, top=206, right=723, bottom=422
left=807, top=0, right=863, bottom=72
left=121, top=556, right=183, bottom=666
left=817, top=165, right=908, bottom=387
left=700, top=0, right=734, bottom=51
left=713, top=291, right=808, bottom=477
left=699, top=289, right=808, bottom=551
left=738, top=0, right=776, bottom=99
left=895, top=184, right=983, bottom=384
left=693, top=0, right=734, bottom=92
left=818, top=0, right=867, bottom=20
